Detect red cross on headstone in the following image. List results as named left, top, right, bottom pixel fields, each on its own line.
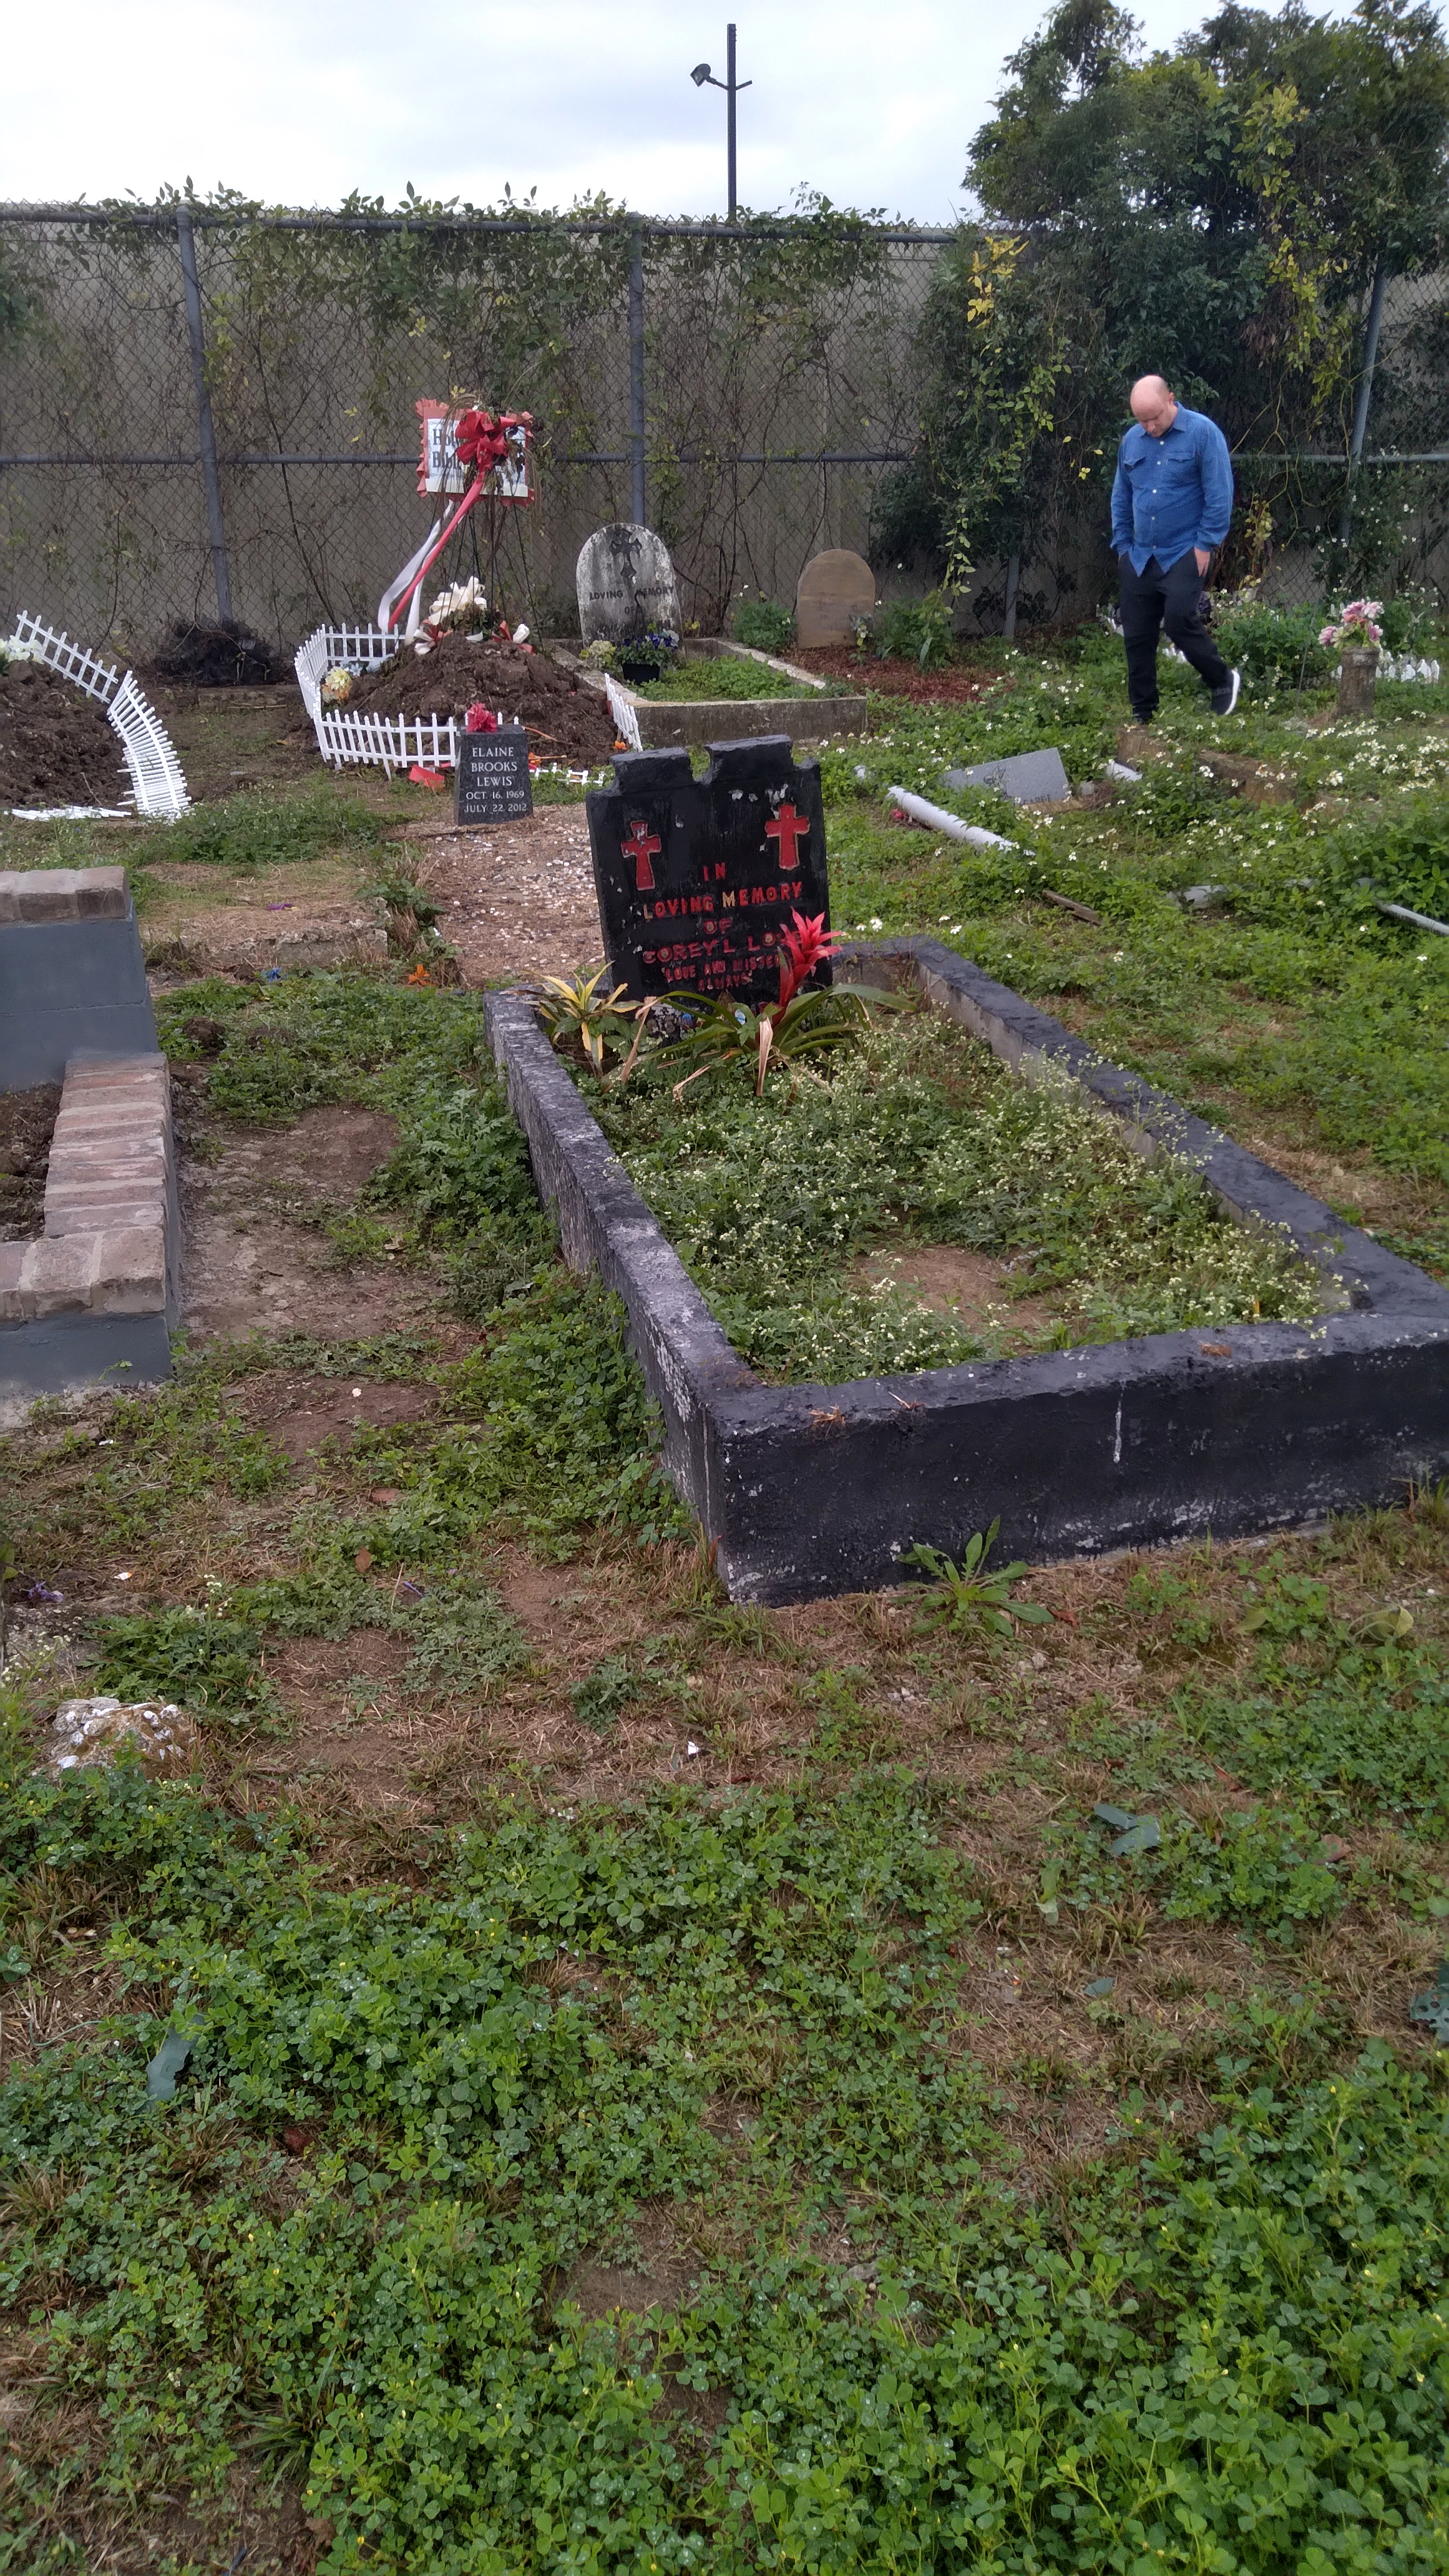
left=621, top=817, right=661, bottom=892
left=764, top=798, right=810, bottom=872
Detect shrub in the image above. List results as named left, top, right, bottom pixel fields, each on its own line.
left=732, top=596, right=795, bottom=654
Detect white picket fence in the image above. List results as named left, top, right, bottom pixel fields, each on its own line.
left=295, top=622, right=463, bottom=770
left=605, top=670, right=643, bottom=751
left=6, top=611, right=190, bottom=819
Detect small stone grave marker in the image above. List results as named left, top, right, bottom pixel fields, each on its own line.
left=576, top=525, right=681, bottom=645
left=586, top=735, right=829, bottom=1008
left=794, top=549, right=876, bottom=648
left=454, top=726, right=533, bottom=826
left=944, top=746, right=1070, bottom=803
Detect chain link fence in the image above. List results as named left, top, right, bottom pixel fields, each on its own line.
left=1, top=204, right=1446, bottom=656
left=0, top=208, right=949, bottom=654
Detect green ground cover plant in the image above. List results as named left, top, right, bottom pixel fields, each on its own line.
left=584, top=1005, right=1327, bottom=1383
left=2, top=578, right=1449, bottom=2572
left=3, top=1715, right=1449, bottom=2576
left=634, top=655, right=814, bottom=701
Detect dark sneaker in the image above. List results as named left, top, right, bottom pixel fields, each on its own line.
left=1211, top=666, right=1241, bottom=718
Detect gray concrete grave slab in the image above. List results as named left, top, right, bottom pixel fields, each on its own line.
left=944, top=748, right=1071, bottom=803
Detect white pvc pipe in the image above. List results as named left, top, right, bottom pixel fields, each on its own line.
left=886, top=784, right=1015, bottom=851
left=1377, top=899, right=1449, bottom=937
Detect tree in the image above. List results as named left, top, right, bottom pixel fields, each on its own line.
left=879, top=0, right=1449, bottom=603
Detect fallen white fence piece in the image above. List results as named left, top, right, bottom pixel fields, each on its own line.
left=886, top=785, right=1015, bottom=852
left=8, top=610, right=190, bottom=819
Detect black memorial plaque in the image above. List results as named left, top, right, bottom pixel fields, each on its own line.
left=585, top=736, right=830, bottom=1009
left=454, top=725, right=533, bottom=826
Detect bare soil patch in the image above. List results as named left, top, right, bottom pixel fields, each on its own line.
left=414, top=806, right=603, bottom=984
left=140, top=680, right=317, bottom=801
left=792, top=643, right=994, bottom=703
left=180, top=1106, right=434, bottom=1344
left=853, top=1242, right=1063, bottom=1345
left=142, top=857, right=384, bottom=976
left=344, top=636, right=616, bottom=764
left=559, top=2207, right=703, bottom=2323
left=0, top=1081, right=60, bottom=1241
left=238, top=1368, right=436, bottom=1465
left=0, top=660, right=130, bottom=807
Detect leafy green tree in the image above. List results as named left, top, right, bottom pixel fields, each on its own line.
left=881, top=0, right=1449, bottom=602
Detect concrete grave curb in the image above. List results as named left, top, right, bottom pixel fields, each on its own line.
left=0, top=865, right=159, bottom=1087
left=0, top=1051, right=178, bottom=1399
left=486, top=937, right=1449, bottom=1603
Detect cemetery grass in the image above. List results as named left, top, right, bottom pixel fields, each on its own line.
left=581, top=1012, right=1329, bottom=1385
left=0, top=657, right=1448, bottom=2568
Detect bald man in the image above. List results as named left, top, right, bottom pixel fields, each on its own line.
left=1111, top=376, right=1239, bottom=722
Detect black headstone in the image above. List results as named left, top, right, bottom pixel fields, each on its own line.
left=454, top=726, right=533, bottom=826
left=585, top=736, right=830, bottom=1008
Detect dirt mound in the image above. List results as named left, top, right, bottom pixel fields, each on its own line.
left=0, top=661, right=130, bottom=808
left=344, top=635, right=616, bottom=763
left=145, top=619, right=284, bottom=686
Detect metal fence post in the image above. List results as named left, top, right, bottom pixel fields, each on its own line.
left=175, top=206, right=234, bottom=624
left=1338, top=260, right=1389, bottom=549
left=628, top=227, right=646, bottom=526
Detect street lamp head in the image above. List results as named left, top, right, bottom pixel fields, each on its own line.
left=690, top=61, right=712, bottom=84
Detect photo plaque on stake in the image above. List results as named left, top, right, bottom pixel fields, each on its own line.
left=585, top=736, right=830, bottom=1010
left=454, top=726, right=533, bottom=826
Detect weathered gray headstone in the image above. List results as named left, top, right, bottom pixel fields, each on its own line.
left=943, top=747, right=1070, bottom=804
left=794, top=549, right=876, bottom=648
left=576, top=525, right=681, bottom=646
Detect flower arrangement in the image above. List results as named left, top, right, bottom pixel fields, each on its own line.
left=320, top=666, right=354, bottom=705
left=427, top=575, right=489, bottom=633
left=1320, top=598, right=1383, bottom=651
left=464, top=703, right=499, bottom=733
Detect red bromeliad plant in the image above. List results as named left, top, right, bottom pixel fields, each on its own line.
left=653, top=910, right=901, bottom=1098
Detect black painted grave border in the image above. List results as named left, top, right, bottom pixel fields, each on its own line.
left=485, top=937, right=1449, bottom=1603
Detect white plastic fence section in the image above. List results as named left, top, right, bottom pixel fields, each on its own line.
left=605, top=671, right=642, bottom=752
left=317, top=707, right=462, bottom=775
left=7, top=608, right=190, bottom=820
left=108, top=672, right=191, bottom=819
left=9, top=610, right=122, bottom=704
left=295, top=623, right=399, bottom=760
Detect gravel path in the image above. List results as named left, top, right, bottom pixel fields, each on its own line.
left=409, top=806, right=605, bottom=985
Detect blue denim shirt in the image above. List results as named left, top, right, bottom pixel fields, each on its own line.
left=1110, top=405, right=1234, bottom=573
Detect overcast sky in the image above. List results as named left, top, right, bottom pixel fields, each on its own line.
left=0, top=0, right=1342, bottom=222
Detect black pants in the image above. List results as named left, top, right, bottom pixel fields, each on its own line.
left=1119, top=550, right=1229, bottom=720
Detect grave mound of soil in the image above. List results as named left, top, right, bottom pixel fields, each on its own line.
left=146, top=619, right=284, bottom=687
left=343, top=635, right=616, bottom=763
left=0, top=660, right=130, bottom=808
left=0, top=1081, right=61, bottom=1241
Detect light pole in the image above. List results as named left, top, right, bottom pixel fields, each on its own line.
left=690, top=24, right=751, bottom=223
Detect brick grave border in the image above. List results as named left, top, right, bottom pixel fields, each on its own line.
left=0, top=1052, right=178, bottom=1398
left=486, top=937, right=1449, bottom=1604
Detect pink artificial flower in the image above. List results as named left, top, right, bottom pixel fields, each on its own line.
left=465, top=704, right=499, bottom=733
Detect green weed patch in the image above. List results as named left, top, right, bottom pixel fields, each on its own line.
left=587, top=1009, right=1326, bottom=1382
left=4, top=1742, right=1449, bottom=2573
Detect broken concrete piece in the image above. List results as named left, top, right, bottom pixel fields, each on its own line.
left=944, top=748, right=1071, bottom=804
left=49, top=1694, right=194, bottom=1772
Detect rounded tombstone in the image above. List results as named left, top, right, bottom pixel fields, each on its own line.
left=794, top=549, right=877, bottom=650
left=576, top=525, right=682, bottom=647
